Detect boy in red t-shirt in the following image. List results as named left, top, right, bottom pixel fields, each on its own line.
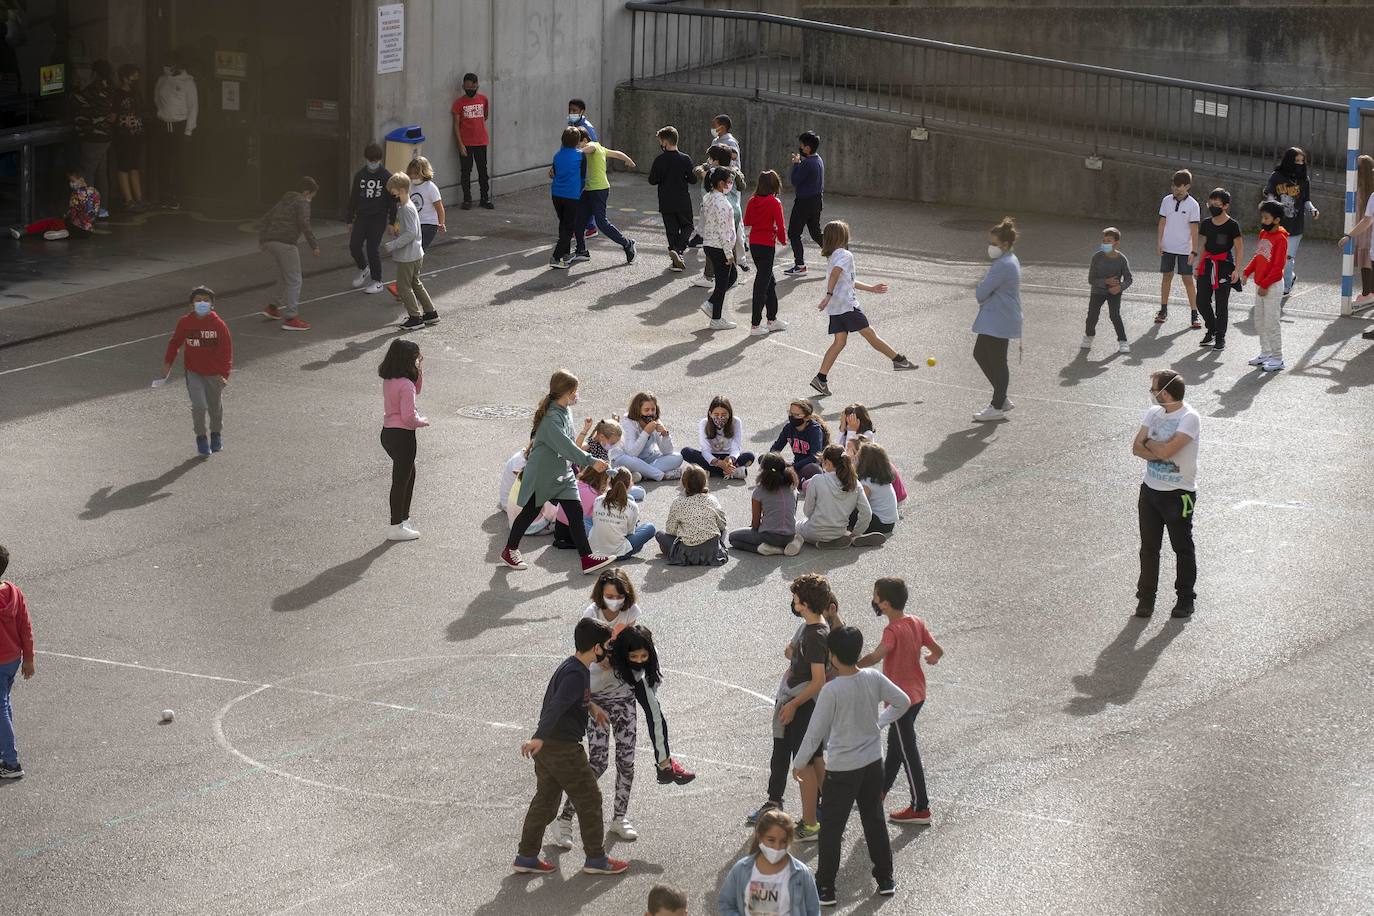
left=0, top=544, right=35, bottom=779
left=450, top=72, right=491, bottom=210
left=858, top=576, right=943, bottom=825
left=161, top=286, right=233, bottom=456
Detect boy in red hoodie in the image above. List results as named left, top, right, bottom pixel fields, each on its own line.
left=1242, top=201, right=1289, bottom=373
left=0, top=545, right=35, bottom=779
left=162, top=286, right=233, bottom=456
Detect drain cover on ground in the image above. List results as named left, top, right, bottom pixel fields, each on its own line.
left=457, top=404, right=533, bottom=420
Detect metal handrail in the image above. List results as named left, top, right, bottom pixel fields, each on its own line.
left=623, top=1, right=1344, bottom=112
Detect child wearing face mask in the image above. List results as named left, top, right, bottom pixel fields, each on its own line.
left=384, top=173, right=439, bottom=332
left=160, top=286, right=232, bottom=457
left=590, top=469, right=657, bottom=558
left=499, top=449, right=556, bottom=536
left=618, top=392, right=684, bottom=481
left=1082, top=227, right=1134, bottom=354
left=718, top=809, right=822, bottom=916
left=681, top=395, right=755, bottom=479
left=9, top=171, right=100, bottom=240
left=1195, top=188, right=1244, bottom=352
left=576, top=417, right=644, bottom=500
left=613, top=624, right=696, bottom=788
left=699, top=168, right=740, bottom=331
left=655, top=465, right=728, bottom=566
left=554, top=568, right=644, bottom=849
left=798, top=445, right=875, bottom=549
left=648, top=126, right=697, bottom=271
left=770, top=399, right=830, bottom=481
left=1243, top=201, right=1290, bottom=372
left=452, top=73, right=491, bottom=209
left=694, top=146, right=748, bottom=293
left=346, top=142, right=395, bottom=295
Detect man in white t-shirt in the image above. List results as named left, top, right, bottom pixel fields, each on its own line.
left=1131, top=369, right=1200, bottom=619
left=1155, top=168, right=1201, bottom=329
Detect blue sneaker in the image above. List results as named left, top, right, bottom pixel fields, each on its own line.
left=209, top=432, right=223, bottom=453
left=196, top=435, right=210, bottom=456
left=582, top=855, right=629, bottom=875
left=512, top=855, right=555, bottom=874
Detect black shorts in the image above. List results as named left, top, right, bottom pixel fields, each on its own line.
left=827, top=307, right=870, bottom=335
left=1159, top=252, right=1193, bottom=274
left=114, top=133, right=143, bottom=172
left=784, top=697, right=824, bottom=763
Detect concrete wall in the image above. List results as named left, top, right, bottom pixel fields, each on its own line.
left=614, top=84, right=1342, bottom=235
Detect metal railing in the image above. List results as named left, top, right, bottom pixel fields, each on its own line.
left=626, top=3, right=1348, bottom=191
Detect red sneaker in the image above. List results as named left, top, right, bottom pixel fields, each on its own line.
left=512, top=855, right=556, bottom=873
left=262, top=304, right=282, bottom=320
left=281, top=317, right=311, bottom=331
left=386, top=281, right=400, bottom=299
left=584, top=226, right=599, bottom=239
left=582, top=855, right=629, bottom=875
left=888, top=806, right=931, bottom=825
left=500, top=548, right=528, bottom=570
left=580, top=554, right=614, bottom=574
left=656, top=757, right=696, bottom=785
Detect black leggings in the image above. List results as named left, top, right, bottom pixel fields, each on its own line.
left=749, top=243, right=779, bottom=324
left=704, top=246, right=737, bottom=318
left=1085, top=291, right=1126, bottom=341
left=379, top=428, right=416, bottom=525
left=788, top=195, right=824, bottom=266
left=507, top=492, right=592, bottom=555
left=972, top=334, right=1010, bottom=410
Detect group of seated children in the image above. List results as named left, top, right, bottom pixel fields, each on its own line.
left=497, top=392, right=907, bottom=567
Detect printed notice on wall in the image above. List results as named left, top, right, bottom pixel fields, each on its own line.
left=221, top=80, right=240, bottom=112
left=377, top=4, right=404, bottom=74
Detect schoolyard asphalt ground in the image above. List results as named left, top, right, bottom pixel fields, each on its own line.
left=1, top=178, right=1372, bottom=915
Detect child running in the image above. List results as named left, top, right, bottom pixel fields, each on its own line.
left=718, top=810, right=823, bottom=916
left=809, top=221, right=916, bottom=396
left=743, top=169, right=789, bottom=336
left=793, top=625, right=910, bottom=906
left=770, top=399, right=829, bottom=481
left=1083, top=227, right=1133, bottom=353
left=700, top=166, right=740, bottom=331
left=160, top=286, right=231, bottom=457
left=858, top=576, right=943, bottom=827
left=590, top=468, right=658, bottom=559
left=555, top=568, right=644, bottom=848
left=728, top=452, right=801, bottom=557
left=548, top=126, right=585, bottom=269
left=681, top=396, right=755, bottom=479
left=513, top=617, right=628, bottom=876
left=0, top=545, right=35, bottom=779
left=798, top=445, right=875, bottom=549
left=616, top=623, right=696, bottom=786
left=656, top=465, right=728, bottom=566
left=618, top=392, right=684, bottom=481
left=502, top=370, right=615, bottom=574
left=576, top=128, right=638, bottom=265
left=648, top=126, right=697, bottom=271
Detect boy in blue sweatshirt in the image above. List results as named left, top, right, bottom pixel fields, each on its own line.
left=514, top=617, right=630, bottom=877
left=794, top=625, right=910, bottom=906
left=785, top=130, right=825, bottom=276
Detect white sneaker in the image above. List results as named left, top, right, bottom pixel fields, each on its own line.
left=1262, top=356, right=1285, bottom=372
left=749, top=325, right=769, bottom=337
left=972, top=404, right=1006, bottom=422
left=1248, top=353, right=1271, bottom=366
left=386, top=523, right=420, bottom=541
left=757, top=542, right=785, bottom=556
left=553, top=817, right=575, bottom=849
left=43, top=229, right=70, bottom=241
left=1118, top=340, right=1131, bottom=353
left=709, top=317, right=738, bottom=330
left=351, top=268, right=370, bottom=288
left=692, top=275, right=713, bottom=288
left=767, top=319, right=789, bottom=332
left=609, top=818, right=639, bottom=841
left=660, top=467, right=683, bottom=480
left=401, top=519, right=420, bottom=535
left=364, top=282, right=385, bottom=294
left=784, top=535, right=803, bottom=556
left=630, top=471, right=643, bottom=483
left=1002, top=398, right=1016, bottom=411
left=732, top=465, right=749, bottom=479
left=1080, top=334, right=1093, bottom=350
left=700, top=301, right=713, bottom=316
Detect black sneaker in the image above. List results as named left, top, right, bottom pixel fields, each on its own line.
left=480, top=200, right=495, bottom=210
left=1363, top=329, right=1374, bottom=341
left=0, top=763, right=23, bottom=779
left=810, top=374, right=831, bottom=396
left=876, top=877, right=896, bottom=896
left=570, top=251, right=591, bottom=264
left=783, top=264, right=807, bottom=277
left=687, top=233, right=703, bottom=248
left=1170, top=600, right=1195, bottom=619
left=1189, top=312, right=1202, bottom=330
left=624, top=239, right=637, bottom=264
left=1214, top=338, right=1226, bottom=351
left=1154, top=309, right=1167, bottom=323
left=421, top=311, right=440, bottom=327
left=892, top=354, right=916, bottom=370
left=460, top=200, right=473, bottom=210
left=818, top=887, right=838, bottom=907
left=398, top=315, right=426, bottom=331
left=1134, top=599, right=1154, bottom=618
left=1200, top=332, right=1215, bottom=346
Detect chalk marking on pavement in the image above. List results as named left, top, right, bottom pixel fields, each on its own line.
left=267, top=864, right=398, bottom=916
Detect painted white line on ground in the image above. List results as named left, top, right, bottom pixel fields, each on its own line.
left=267, top=864, right=398, bottom=916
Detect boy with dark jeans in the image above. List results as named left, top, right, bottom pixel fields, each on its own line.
left=858, top=577, right=943, bottom=826
left=1082, top=227, right=1133, bottom=354
left=1132, top=370, right=1201, bottom=619
left=345, top=143, right=395, bottom=295
left=794, top=626, right=910, bottom=905
left=0, top=545, right=35, bottom=779
left=575, top=130, right=637, bottom=264
left=1195, top=188, right=1244, bottom=351
left=648, top=126, right=697, bottom=272
left=514, top=617, right=630, bottom=877
left=549, top=127, right=587, bottom=268
left=785, top=130, right=825, bottom=276
left=452, top=73, right=492, bottom=209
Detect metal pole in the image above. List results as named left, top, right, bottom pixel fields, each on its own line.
left=630, top=11, right=637, bottom=86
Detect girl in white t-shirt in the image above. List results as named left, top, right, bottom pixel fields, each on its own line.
left=589, top=468, right=657, bottom=558
left=717, top=809, right=820, bottom=915
left=405, top=157, right=446, bottom=249
left=810, top=221, right=916, bottom=397
left=855, top=442, right=898, bottom=540
left=840, top=403, right=907, bottom=503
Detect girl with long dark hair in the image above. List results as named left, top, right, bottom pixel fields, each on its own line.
left=378, top=340, right=428, bottom=541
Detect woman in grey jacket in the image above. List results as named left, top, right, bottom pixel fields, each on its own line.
left=718, top=809, right=821, bottom=916
left=971, top=217, right=1022, bottom=423
left=384, top=173, right=440, bottom=331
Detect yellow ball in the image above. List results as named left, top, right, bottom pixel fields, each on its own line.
left=926, top=357, right=937, bottom=367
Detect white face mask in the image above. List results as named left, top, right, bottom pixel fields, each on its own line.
left=604, top=598, right=625, bottom=612
left=987, top=244, right=1004, bottom=260
left=759, top=845, right=788, bottom=865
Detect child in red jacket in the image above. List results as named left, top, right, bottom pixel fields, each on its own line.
left=1243, top=201, right=1289, bottom=373
left=161, top=286, right=233, bottom=456
left=743, top=169, right=789, bottom=336
left=0, top=545, right=35, bottom=779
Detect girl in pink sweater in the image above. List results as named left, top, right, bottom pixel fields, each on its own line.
left=379, top=340, right=430, bottom=541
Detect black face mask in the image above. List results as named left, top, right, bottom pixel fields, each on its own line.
left=464, top=88, right=477, bottom=97
left=871, top=600, right=883, bottom=617
left=593, top=647, right=606, bottom=663
left=1262, top=221, right=1277, bottom=232
left=790, top=602, right=802, bottom=618
left=790, top=416, right=806, bottom=427
left=1207, top=205, right=1224, bottom=217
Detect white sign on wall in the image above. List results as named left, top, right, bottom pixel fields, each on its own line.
left=377, top=4, right=405, bottom=75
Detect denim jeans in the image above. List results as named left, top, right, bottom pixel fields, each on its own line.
left=578, top=188, right=629, bottom=247
left=613, top=452, right=683, bottom=481
left=1283, top=233, right=1302, bottom=293
left=0, top=657, right=21, bottom=767
left=623, top=522, right=658, bottom=556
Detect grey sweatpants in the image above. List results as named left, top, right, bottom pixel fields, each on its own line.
left=261, top=241, right=303, bottom=318
left=185, top=370, right=225, bottom=436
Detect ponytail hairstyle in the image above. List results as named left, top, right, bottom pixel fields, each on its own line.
left=704, top=395, right=736, bottom=441
left=822, top=444, right=857, bottom=491
left=789, top=398, right=832, bottom=447
left=526, top=370, right=580, bottom=456
left=855, top=442, right=894, bottom=485
left=579, top=463, right=610, bottom=493
left=756, top=451, right=799, bottom=493
left=591, top=418, right=624, bottom=446
left=842, top=402, right=874, bottom=437
left=604, top=467, right=634, bottom=511
left=611, top=623, right=661, bottom=689
left=990, top=216, right=1018, bottom=247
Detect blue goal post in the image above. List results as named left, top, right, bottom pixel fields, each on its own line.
left=1342, top=97, right=1374, bottom=316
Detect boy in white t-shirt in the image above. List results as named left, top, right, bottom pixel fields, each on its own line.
left=1131, top=369, right=1201, bottom=619
left=1156, top=169, right=1201, bottom=329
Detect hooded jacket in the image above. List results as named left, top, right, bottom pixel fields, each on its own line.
left=154, top=68, right=198, bottom=133
left=1243, top=224, right=1289, bottom=292
left=0, top=582, right=34, bottom=666
left=1263, top=148, right=1314, bottom=237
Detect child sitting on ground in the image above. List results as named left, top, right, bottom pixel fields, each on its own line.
left=655, top=464, right=728, bottom=566
left=9, top=170, right=100, bottom=240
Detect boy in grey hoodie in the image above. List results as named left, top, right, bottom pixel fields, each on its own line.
left=384, top=173, right=439, bottom=331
